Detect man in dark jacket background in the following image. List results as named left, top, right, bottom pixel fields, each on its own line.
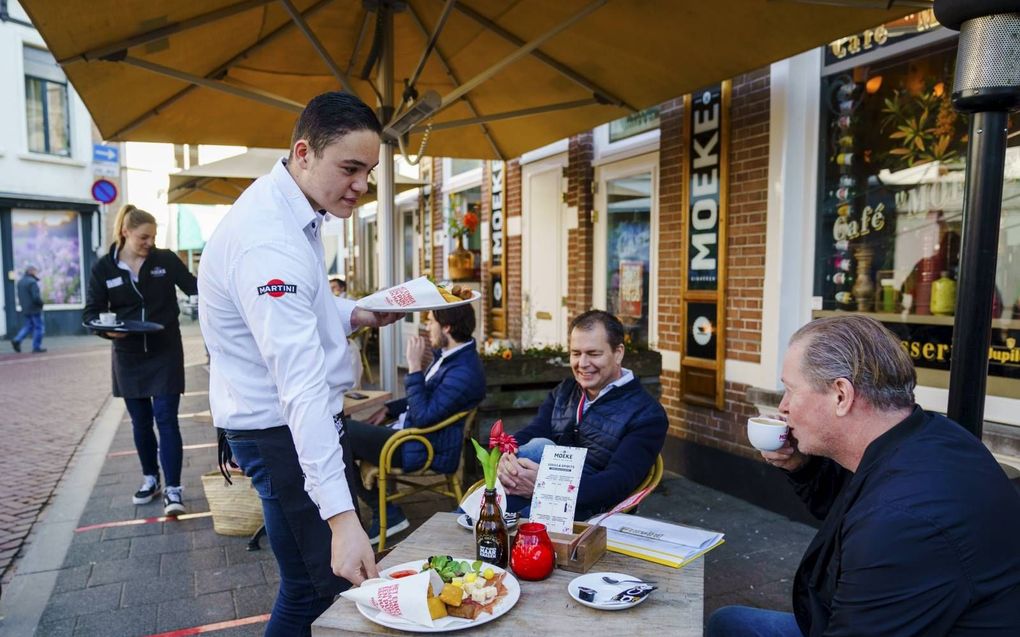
left=497, top=310, right=668, bottom=520
left=347, top=303, right=486, bottom=544
left=11, top=265, right=45, bottom=353
left=708, top=315, right=1020, bottom=637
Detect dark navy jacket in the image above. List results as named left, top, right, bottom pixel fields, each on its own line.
left=514, top=376, right=668, bottom=515
left=16, top=273, right=43, bottom=314
left=787, top=407, right=1020, bottom=636
left=390, top=342, right=486, bottom=474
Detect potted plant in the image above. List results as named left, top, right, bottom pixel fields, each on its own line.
left=447, top=201, right=479, bottom=280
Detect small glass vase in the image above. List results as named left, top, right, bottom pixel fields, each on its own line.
left=509, top=522, right=555, bottom=581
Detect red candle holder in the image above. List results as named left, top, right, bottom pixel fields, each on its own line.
left=510, top=522, right=555, bottom=581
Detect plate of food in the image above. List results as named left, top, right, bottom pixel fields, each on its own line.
left=355, top=276, right=482, bottom=312
left=567, top=572, right=657, bottom=611
left=348, top=555, right=520, bottom=632
left=456, top=512, right=519, bottom=531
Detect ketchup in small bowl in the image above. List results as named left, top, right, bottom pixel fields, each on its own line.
left=388, top=569, right=419, bottom=579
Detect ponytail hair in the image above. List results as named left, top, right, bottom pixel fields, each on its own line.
left=113, top=204, right=157, bottom=248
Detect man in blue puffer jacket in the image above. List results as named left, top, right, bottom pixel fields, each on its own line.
left=347, top=303, right=485, bottom=543
left=498, top=310, right=668, bottom=520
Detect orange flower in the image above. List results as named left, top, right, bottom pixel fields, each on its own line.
left=501, top=349, right=513, bottom=360
left=463, top=211, right=479, bottom=233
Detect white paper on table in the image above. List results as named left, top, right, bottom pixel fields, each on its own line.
left=355, top=276, right=446, bottom=311
left=530, top=445, right=587, bottom=535
left=460, top=480, right=508, bottom=521
left=594, top=512, right=725, bottom=562
left=339, top=570, right=442, bottom=628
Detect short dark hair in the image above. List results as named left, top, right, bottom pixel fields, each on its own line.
left=290, top=92, right=382, bottom=158
left=432, top=304, right=476, bottom=343
left=329, top=276, right=346, bottom=289
left=569, top=310, right=625, bottom=350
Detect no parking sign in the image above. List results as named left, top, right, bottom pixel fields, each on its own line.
left=91, top=179, right=117, bottom=204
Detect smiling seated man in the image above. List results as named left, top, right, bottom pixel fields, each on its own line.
left=497, top=310, right=668, bottom=520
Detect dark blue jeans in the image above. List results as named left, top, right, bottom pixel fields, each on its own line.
left=123, top=395, right=182, bottom=486
left=706, top=606, right=803, bottom=637
left=13, top=312, right=44, bottom=351
left=225, top=430, right=341, bottom=637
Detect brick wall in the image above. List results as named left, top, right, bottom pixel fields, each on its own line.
left=431, top=157, right=444, bottom=279
left=506, top=159, right=523, bottom=342
left=726, top=69, right=770, bottom=363
left=565, top=133, right=595, bottom=322
left=656, top=68, right=772, bottom=459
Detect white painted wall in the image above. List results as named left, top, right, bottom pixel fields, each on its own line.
left=0, top=10, right=95, bottom=201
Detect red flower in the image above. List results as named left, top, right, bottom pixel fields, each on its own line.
left=463, top=212, right=479, bottom=233
left=488, top=419, right=518, bottom=454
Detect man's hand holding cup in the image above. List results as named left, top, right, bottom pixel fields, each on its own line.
left=748, top=416, right=806, bottom=472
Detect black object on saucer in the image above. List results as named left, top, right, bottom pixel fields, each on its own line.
left=84, top=319, right=164, bottom=334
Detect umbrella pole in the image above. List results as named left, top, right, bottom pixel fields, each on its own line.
left=376, top=1, right=400, bottom=395
left=946, top=111, right=1009, bottom=438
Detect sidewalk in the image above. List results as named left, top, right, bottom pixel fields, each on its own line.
left=1, top=327, right=817, bottom=636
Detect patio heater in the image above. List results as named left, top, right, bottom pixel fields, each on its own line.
left=935, top=0, right=1020, bottom=437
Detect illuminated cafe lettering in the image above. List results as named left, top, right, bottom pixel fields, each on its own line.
left=690, top=92, right=720, bottom=278
left=490, top=162, right=504, bottom=305
left=829, top=25, right=889, bottom=59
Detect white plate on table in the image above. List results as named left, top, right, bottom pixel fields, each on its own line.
left=568, top=572, right=654, bottom=611
left=357, top=290, right=481, bottom=313
left=456, top=512, right=519, bottom=531
left=357, top=558, right=520, bottom=633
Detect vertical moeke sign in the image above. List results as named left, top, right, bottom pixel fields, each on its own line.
left=488, top=160, right=507, bottom=337
left=681, top=82, right=729, bottom=409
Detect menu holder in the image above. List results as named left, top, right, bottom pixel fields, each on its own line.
left=547, top=522, right=606, bottom=573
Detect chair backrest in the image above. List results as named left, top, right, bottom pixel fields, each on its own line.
left=621, top=453, right=664, bottom=513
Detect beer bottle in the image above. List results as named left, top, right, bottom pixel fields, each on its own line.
left=475, top=489, right=509, bottom=568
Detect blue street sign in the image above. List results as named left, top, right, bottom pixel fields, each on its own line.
left=92, top=143, right=119, bottom=164
left=91, top=179, right=118, bottom=204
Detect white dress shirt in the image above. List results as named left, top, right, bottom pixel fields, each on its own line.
left=199, top=158, right=357, bottom=520
left=581, top=367, right=635, bottom=415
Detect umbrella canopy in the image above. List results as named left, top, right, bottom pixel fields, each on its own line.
left=22, top=0, right=923, bottom=160
left=167, top=147, right=423, bottom=204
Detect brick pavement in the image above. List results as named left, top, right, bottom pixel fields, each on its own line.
left=0, top=338, right=116, bottom=583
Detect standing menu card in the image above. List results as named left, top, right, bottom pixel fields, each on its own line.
left=529, top=445, right=587, bottom=535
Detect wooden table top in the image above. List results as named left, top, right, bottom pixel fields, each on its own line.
left=344, top=390, right=392, bottom=418
left=312, top=512, right=704, bottom=636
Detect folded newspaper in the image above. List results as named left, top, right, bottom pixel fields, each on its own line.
left=587, top=512, right=725, bottom=568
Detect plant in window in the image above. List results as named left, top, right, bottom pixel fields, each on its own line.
left=880, top=79, right=966, bottom=168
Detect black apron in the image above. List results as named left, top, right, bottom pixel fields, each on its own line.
left=224, top=416, right=362, bottom=599
left=112, top=329, right=185, bottom=398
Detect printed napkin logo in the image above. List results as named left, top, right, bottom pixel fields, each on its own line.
left=258, top=279, right=297, bottom=298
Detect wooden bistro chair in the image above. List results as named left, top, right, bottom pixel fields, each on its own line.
left=374, top=408, right=478, bottom=551
left=464, top=453, right=665, bottom=516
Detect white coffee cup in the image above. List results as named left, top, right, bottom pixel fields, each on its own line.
left=747, top=416, right=789, bottom=451
left=98, top=312, right=118, bottom=326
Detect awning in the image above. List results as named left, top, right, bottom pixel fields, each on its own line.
left=22, top=0, right=925, bottom=160
left=168, top=147, right=423, bottom=204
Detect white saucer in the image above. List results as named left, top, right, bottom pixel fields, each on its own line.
left=567, top=572, right=654, bottom=611
left=89, top=319, right=124, bottom=328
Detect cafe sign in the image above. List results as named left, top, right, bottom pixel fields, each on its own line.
left=884, top=321, right=1020, bottom=380
left=680, top=82, right=730, bottom=410
left=488, top=160, right=507, bottom=338
left=824, top=9, right=941, bottom=67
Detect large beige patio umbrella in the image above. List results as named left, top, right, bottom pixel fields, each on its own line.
left=168, top=147, right=424, bottom=205
left=21, top=0, right=925, bottom=391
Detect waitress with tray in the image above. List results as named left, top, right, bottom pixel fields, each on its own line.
left=83, top=204, right=198, bottom=516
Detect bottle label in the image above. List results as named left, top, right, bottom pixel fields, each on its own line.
left=479, top=543, right=498, bottom=560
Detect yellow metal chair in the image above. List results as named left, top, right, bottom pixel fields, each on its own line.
left=464, top=453, right=664, bottom=515
left=375, top=408, right=478, bottom=551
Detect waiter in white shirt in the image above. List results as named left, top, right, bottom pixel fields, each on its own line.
left=198, top=92, right=399, bottom=636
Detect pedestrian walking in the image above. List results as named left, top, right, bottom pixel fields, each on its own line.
left=199, top=91, right=400, bottom=637
left=11, top=265, right=45, bottom=353
left=83, top=204, right=198, bottom=516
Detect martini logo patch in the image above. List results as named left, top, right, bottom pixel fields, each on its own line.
left=258, top=279, right=297, bottom=298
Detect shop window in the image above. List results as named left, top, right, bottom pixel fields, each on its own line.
left=814, top=39, right=1020, bottom=392
left=24, top=47, right=70, bottom=157
left=608, top=107, right=660, bottom=143
left=605, top=173, right=652, bottom=348
left=11, top=209, right=84, bottom=306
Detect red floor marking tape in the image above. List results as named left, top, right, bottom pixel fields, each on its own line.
left=75, top=511, right=212, bottom=533
left=108, top=442, right=216, bottom=458
left=144, top=613, right=271, bottom=637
